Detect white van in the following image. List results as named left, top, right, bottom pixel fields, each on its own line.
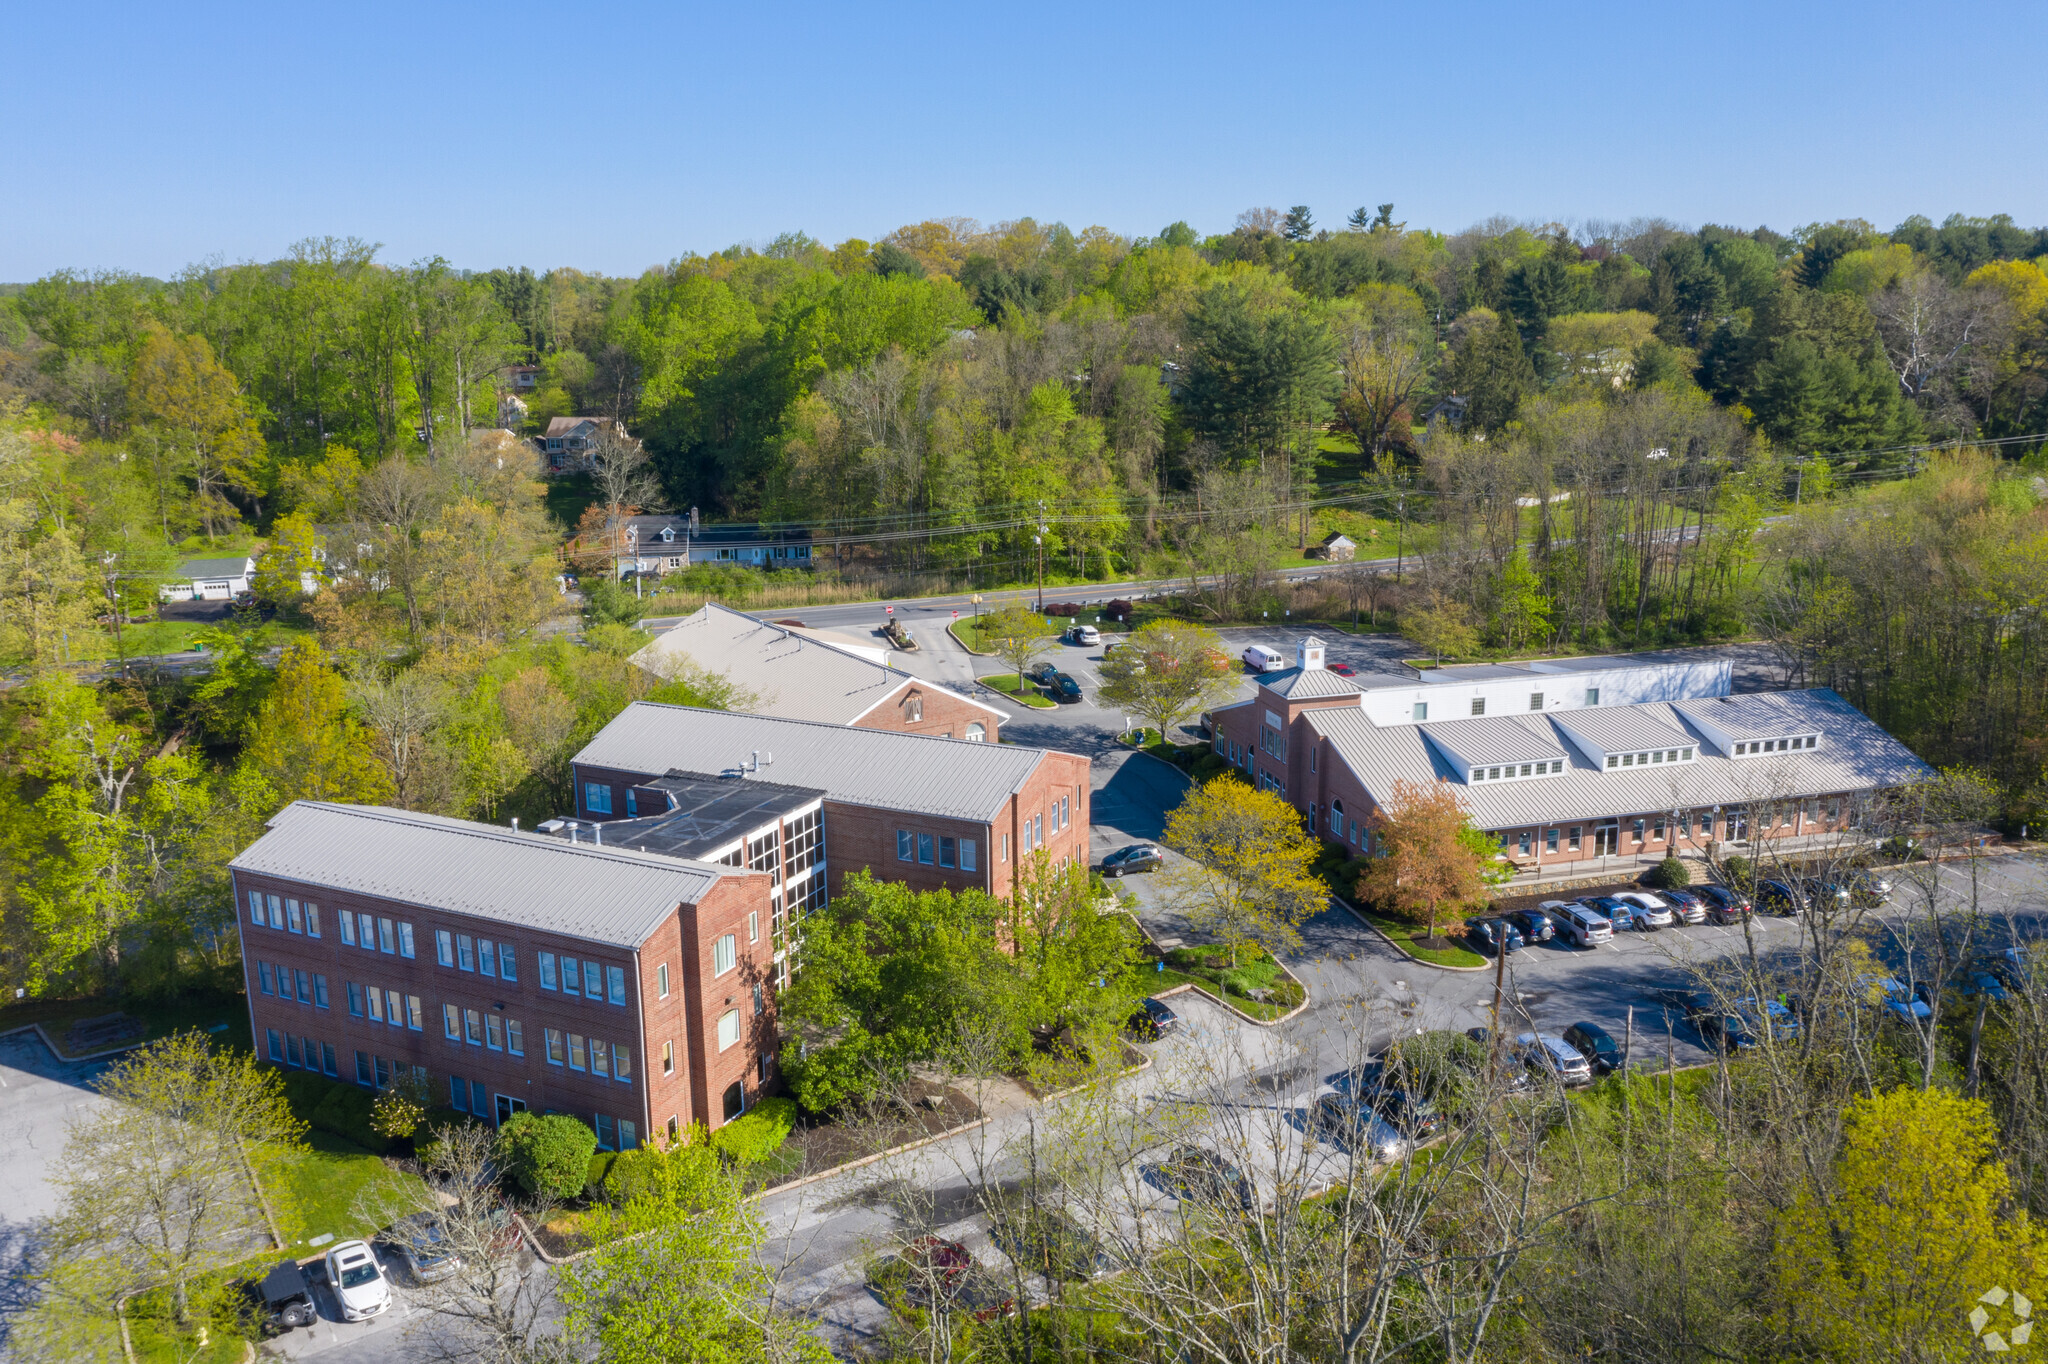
left=1241, top=644, right=1285, bottom=673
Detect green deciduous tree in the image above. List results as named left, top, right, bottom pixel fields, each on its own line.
left=1096, top=617, right=1237, bottom=740
left=1159, top=778, right=1325, bottom=965
left=1776, top=1086, right=2039, bottom=1361
left=979, top=601, right=1055, bottom=685
left=238, top=639, right=395, bottom=810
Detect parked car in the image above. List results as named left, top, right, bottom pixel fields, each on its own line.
left=1125, top=996, right=1181, bottom=1040
left=1326, top=661, right=1356, bottom=676
left=1368, top=1087, right=1444, bottom=1138
left=242, top=1259, right=318, bottom=1335
left=1755, top=879, right=1807, bottom=915
left=1160, top=1146, right=1256, bottom=1212
left=1698, top=1010, right=1759, bottom=1052
left=1514, top=1032, right=1595, bottom=1085
left=1504, top=908, right=1555, bottom=944
left=323, top=1240, right=391, bottom=1322
left=1990, top=947, right=2032, bottom=989
left=1067, top=623, right=1101, bottom=646
left=1737, top=997, right=1803, bottom=1041
left=1465, top=917, right=1525, bottom=955
left=1660, top=889, right=1710, bottom=925
left=376, top=1212, right=459, bottom=1283
left=1843, top=869, right=1893, bottom=905
left=1307, top=1093, right=1413, bottom=1162
left=1806, top=878, right=1854, bottom=910
left=1959, top=971, right=2013, bottom=1003
left=1030, top=660, right=1062, bottom=686
left=1584, top=895, right=1637, bottom=933
left=1612, top=892, right=1675, bottom=930
left=1562, top=1022, right=1623, bottom=1074
left=1049, top=672, right=1083, bottom=703
left=1649, top=986, right=1713, bottom=1026
left=1868, top=976, right=1932, bottom=1023
left=1544, top=901, right=1614, bottom=948
left=1100, top=843, right=1164, bottom=876
left=882, top=1236, right=1016, bottom=1321
left=1695, top=884, right=1752, bottom=924
left=1241, top=644, right=1286, bottom=673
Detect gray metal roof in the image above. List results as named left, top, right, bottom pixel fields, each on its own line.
left=1307, top=689, right=1932, bottom=831
left=230, top=802, right=730, bottom=949
left=1258, top=667, right=1366, bottom=700
left=1551, top=707, right=1699, bottom=757
left=628, top=603, right=1002, bottom=728
left=1419, top=715, right=1568, bottom=768
left=174, top=556, right=253, bottom=579
left=574, top=703, right=1052, bottom=822
left=1671, top=694, right=1826, bottom=743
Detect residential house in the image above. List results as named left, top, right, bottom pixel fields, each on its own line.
left=539, top=416, right=628, bottom=474
left=608, top=514, right=813, bottom=576
left=160, top=555, right=256, bottom=601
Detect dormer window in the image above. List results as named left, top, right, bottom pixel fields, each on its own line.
left=904, top=694, right=923, bottom=723
left=660, top=527, right=674, bottom=542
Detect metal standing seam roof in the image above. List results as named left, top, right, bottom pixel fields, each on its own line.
left=1306, top=689, right=1933, bottom=831
left=574, top=702, right=1055, bottom=823
left=1671, top=694, right=1828, bottom=743
left=628, top=602, right=1004, bottom=728
left=1418, top=714, right=1569, bottom=767
left=1257, top=668, right=1367, bottom=700
left=229, top=802, right=731, bottom=949
left=1550, top=707, right=1700, bottom=756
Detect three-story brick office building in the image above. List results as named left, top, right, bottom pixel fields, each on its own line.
left=231, top=801, right=783, bottom=1143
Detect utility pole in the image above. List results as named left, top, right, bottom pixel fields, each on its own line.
left=1035, top=500, right=1048, bottom=612
left=1394, top=493, right=1406, bottom=585
left=1488, top=926, right=1509, bottom=1085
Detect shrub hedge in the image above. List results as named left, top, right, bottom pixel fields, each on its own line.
left=497, top=1112, right=597, bottom=1199
left=278, top=1070, right=392, bottom=1154
left=709, top=1098, right=798, bottom=1165
left=1648, top=856, right=1691, bottom=889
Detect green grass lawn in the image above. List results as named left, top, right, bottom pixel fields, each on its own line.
left=543, top=472, right=600, bottom=531
left=977, top=674, right=1057, bottom=708
left=1352, top=909, right=1489, bottom=969
left=0, top=989, right=250, bottom=1060
left=262, top=1130, right=432, bottom=1250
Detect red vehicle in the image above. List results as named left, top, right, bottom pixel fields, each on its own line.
left=1327, top=661, right=1356, bottom=676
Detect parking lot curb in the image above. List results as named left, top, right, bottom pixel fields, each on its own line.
left=946, top=621, right=993, bottom=657
left=1325, top=894, right=1490, bottom=973
left=0, top=1020, right=156, bottom=1063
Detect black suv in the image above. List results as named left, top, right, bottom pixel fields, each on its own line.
left=1562, top=1022, right=1623, bottom=1074
left=242, top=1259, right=318, bottom=1335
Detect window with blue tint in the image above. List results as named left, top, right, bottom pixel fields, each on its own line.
left=295, top=970, right=311, bottom=1003
left=339, top=910, right=357, bottom=946
left=538, top=952, right=557, bottom=990
left=258, top=962, right=275, bottom=995
left=450, top=1075, right=466, bottom=1111
left=897, top=830, right=913, bottom=861
left=499, top=946, right=517, bottom=983
left=286, top=900, right=303, bottom=934
left=561, top=958, right=580, bottom=996
left=347, top=982, right=363, bottom=1016
left=457, top=935, right=475, bottom=971
left=436, top=930, right=454, bottom=966
left=356, top=1051, right=372, bottom=1085
left=471, top=1080, right=488, bottom=1116
left=322, top=1042, right=337, bottom=1076
left=398, top=922, right=415, bottom=958
left=313, top=974, right=329, bottom=1009
left=357, top=912, right=375, bottom=949
left=595, top=1114, right=615, bottom=1150
left=478, top=940, right=496, bottom=978
left=584, top=782, right=612, bottom=815
left=918, top=834, right=934, bottom=865
left=267, top=895, right=285, bottom=928
left=583, top=961, right=603, bottom=998
left=607, top=966, right=626, bottom=1006
left=249, top=890, right=265, bottom=925
left=626, top=789, right=637, bottom=817
left=267, top=1029, right=283, bottom=1062
left=287, top=1035, right=302, bottom=1067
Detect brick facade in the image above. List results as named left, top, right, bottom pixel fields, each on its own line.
left=851, top=681, right=1001, bottom=743
left=233, top=860, right=775, bottom=1142
left=572, top=748, right=1091, bottom=901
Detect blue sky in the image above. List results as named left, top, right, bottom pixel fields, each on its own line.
left=7, top=0, right=2044, bottom=280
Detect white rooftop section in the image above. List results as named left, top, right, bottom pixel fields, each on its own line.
left=1353, top=652, right=1732, bottom=727
left=1306, top=689, right=1931, bottom=831
left=575, top=703, right=1058, bottom=823
left=1672, top=693, right=1829, bottom=753
left=1418, top=715, right=1569, bottom=771
left=230, top=803, right=729, bottom=949
left=630, top=602, right=1004, bottom=727
left=1553, top=707, right=1700, bottom=762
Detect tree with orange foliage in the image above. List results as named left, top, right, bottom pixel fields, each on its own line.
left=1356, top=779, right=1503, bottom=940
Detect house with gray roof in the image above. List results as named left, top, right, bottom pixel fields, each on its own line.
left=1209, top=640, right=1931, bottom=883
left=160, top=554, right=256, bottom=601
left=230, top=800, right=782, bottom=1146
